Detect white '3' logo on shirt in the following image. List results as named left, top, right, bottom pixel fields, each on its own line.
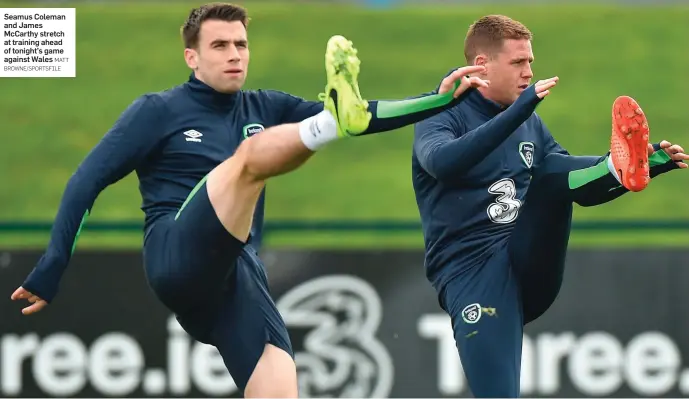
left=487, top=178, right=522, bottom=224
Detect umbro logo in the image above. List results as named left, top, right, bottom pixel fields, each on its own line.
left=183, top=130, right=203, bottom=142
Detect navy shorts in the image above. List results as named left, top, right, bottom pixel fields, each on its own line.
left=142, top=181, right=293, bottom=392
left=439, top=242, right=523, bottom=398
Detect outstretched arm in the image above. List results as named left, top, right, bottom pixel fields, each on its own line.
left=275, top=66, right=491, bottom=129
left=414, top=80, right=556, bottom=183
left=362, top=66, right=490, bottom=134
left=12, top=94, right=165, bottom=313
left=535, top=124, right=687, bottom=207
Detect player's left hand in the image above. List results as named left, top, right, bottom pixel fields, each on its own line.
left=438, top=65, right=490, bottom=98
left=648, top=140, right=689, bottom=168
left=11, top=286, right=48, bottom=315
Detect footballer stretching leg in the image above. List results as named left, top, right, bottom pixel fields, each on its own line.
left=412, top=14, right=688, bottom=398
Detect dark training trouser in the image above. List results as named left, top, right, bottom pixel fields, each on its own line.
left=441, top=153, right=624, bottom=398
left=440, top=245, right=524, bottom=398
left=142, top=181, right=293, bottom=392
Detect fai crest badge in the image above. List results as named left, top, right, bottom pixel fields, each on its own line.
left=242, top=123, right=265, bottom=138
left=461, top=303, right=482, bottom=324
left=519, top=141, right=535, bottom=168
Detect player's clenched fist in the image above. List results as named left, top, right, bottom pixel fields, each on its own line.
left=11, top=286, right=48, bottom=315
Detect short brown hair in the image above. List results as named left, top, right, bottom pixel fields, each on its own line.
left=464, top=15, right=532, bottom=63
left=181, top=3, right=250, bottom=49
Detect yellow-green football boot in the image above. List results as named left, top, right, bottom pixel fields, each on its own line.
left=318, top=35, right=373, bottom=137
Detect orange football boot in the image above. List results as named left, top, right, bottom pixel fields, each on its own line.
left=610, top=95, right=650, bottom=192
